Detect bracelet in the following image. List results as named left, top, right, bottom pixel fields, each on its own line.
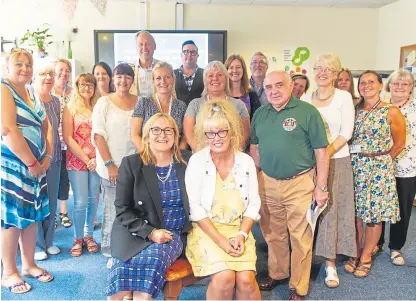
left=27, top=160, right=38, bottom=168
left=45, top=154, right=53, bottom=160
left=237, top=231, right=248, bottom=241
left=104, top=159, right=114, bottom=167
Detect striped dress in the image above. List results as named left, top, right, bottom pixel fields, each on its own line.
left=1, top=79, right=49, bottom=230
left=106, top=164, right=186, bottom=298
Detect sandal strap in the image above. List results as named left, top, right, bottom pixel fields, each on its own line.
left=325, top=267, right=339, bottom=284
left=9, top=281, right=27, bottom=290
left=34, top=270, right=50, bottom=280
left=356, top=261, right=373, bottom=273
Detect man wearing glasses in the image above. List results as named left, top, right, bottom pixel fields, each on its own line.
left=130, top=30, right=160, bottom=97
left=250, top=71, right=329, bottom=300
left=249, top=51, right=269, bottom=106
left=174, top=40, right=204, bottom=106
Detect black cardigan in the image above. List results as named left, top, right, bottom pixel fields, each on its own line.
left=111, top=151, right=192, bottom=261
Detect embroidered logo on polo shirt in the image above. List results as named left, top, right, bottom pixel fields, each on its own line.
left=283, top=118, right=297, bottom=131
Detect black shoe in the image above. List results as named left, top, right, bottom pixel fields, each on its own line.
left=259, top=276, right=279, bottom=291
left=289, top=289, right=305, bottom=300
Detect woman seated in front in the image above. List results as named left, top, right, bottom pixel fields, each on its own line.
left=106, top=113, right=192, bottom=300
left=185, top=100, right=261, bottom=300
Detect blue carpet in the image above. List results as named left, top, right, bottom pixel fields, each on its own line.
left=2, top=196, right=416, bottom=300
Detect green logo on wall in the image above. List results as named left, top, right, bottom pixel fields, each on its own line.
left=292, top=47, right=310, bottom=66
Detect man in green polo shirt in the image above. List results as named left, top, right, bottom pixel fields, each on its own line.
left=250, top=71, right=329, bottom=300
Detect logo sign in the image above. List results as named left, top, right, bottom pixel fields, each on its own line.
left=283, top=118, right=297, bottom=131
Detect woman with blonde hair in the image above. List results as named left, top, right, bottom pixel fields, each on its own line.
left=106, top=113, right=192, bottom=300
left=52, top=58, right=73, bottom=228
left=303, top=53, right=356, bottom=288
left=62, top=73, right=100, bottom=257
left=225, top=54, right=260, bottom=118
left=183, top=61, right=250, bottom=151
left=131, top=61, right=187, bottom=151
left=185, top=100, right=261, bottom=300
left=1, top=49, right=54, bottom=294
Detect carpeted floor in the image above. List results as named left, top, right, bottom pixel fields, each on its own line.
left=2, top=196, right=416, bottom=300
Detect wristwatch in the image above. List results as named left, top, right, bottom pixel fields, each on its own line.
left=315, top=185, right=328, bottom=192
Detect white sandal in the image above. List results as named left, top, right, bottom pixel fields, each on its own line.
left=325, top=266, right=340, bottom=288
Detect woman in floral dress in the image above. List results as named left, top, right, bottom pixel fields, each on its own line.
left=344, top=70, right=406, bottom=278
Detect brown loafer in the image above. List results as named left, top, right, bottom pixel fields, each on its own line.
left=289, top=288, right=305, bottom=300
left=258, top=276, right=279, bottom=291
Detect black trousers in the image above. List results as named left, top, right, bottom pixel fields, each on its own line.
left=379, top=176, right=416, bottom=250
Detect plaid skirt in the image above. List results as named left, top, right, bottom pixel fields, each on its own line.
left=106, top=232, right=183, bottom=298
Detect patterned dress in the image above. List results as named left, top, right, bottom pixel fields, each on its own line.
left=351, top=106, right=400, bottom=224
left=186, top=172, right=257, bottom=277
left=1, top=79, right=49, bottom=229
left=106, top=165, right=186, bottom=298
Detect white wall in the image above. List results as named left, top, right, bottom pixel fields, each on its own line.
left=376, top=0, right=416, bottom=70
left=0, top=0, right=382, bottom=76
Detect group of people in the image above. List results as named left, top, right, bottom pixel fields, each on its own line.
left=1, top=29, right=415, bottom=301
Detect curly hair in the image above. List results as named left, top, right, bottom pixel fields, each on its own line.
left=194, top=100, right=243, bottom=153
left=140, top=113, right=184, bottom=166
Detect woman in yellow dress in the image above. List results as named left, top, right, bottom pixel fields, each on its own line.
left=185, top=100, right=261, bottom=300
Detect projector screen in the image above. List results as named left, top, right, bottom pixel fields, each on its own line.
left=94, top=30, right=227, bottom=70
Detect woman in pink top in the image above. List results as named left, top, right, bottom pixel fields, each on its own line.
left=63, top=73, right=100, bottom=257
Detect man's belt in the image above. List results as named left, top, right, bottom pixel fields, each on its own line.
left=277, top=166, right=315, bottom=181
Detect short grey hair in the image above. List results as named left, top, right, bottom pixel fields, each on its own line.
left=250, top=51, right=269, bottom=67
left=33, top=59, right=56, bottom=80
left=135, top=30, right=156, bottom=46
left=201, top=61, right=231, bottom=99
left=385, top=68, right=415, bottom=94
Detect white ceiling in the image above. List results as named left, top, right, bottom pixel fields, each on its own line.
left=142, top=0, right=399, bottom=8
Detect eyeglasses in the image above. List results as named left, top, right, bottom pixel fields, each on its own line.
left=79, top=83, right=95, bottom=89
left=39, top=71, right=56, bottom=78
left=182, top=50, right=198, bottom=57
left=150, top=127, right=174, bottom=136
left=313, top=67, right=336, bottom=74
left=391, top=82, right=411, bottom=88
left=205, top=130, right=229, bottom=139
left=251, top=60, right=267, bottom=66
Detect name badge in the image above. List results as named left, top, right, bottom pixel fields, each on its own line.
left=350, top=144, right=362, bottom=154
left=222, top=183, right=236, bottom=190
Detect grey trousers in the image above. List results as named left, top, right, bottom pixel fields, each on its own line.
left=36, top=161, right=61, bottom=250
left=101, top=178, right=116, bottom=258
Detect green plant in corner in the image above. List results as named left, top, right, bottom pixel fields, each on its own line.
left=20, top=27, right=53, bottom=53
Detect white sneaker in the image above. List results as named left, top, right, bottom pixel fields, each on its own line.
left=34, top=251, right=48, bottom=261
left=47, top=245, right=61, bottom=255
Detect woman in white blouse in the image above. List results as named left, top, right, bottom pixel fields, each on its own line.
left=302, top=54, right=355, bottom=288
left=376, top=69, right=416, bottom=266
left=92, top=63, right=138, bottom=267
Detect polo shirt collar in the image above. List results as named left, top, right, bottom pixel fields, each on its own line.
left=267, top=95, right=299, bottom=111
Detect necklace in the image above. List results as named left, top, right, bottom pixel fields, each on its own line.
left=315, top=89, right=335, bottom=101
left=156, top=161, right=173, bottom=183
left=392, top=97, right=411, bottom=109
left=155, top=94, right=172, bottom=115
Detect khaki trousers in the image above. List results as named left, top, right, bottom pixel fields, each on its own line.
left=258, top=170, right=315, bottom=296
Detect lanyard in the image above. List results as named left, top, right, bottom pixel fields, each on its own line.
left=250, top=77, right=264, bottom=99
left=353, top=99, right=381, bottom=138
left=155, top=94, right=172, bottom=115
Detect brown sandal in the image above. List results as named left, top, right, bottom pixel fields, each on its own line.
left=83, top=236, right=99, bottom=253
left=344, top=258, right=358, bottom=273
left=70, top=239, right=83, bottom=257
left=353, top=260, right=373, bottom=278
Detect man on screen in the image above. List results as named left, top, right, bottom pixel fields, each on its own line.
left=174, top=40, right=204, bottom=106
left=130, top=30, right=160, bottom=97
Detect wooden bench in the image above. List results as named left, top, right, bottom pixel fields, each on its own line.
left=163, top=258, right=199, bottom=300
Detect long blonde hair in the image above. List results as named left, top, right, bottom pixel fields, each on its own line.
left=66, top=73, right=99, bottom=115
left=194, top=100, right=243, bottom=152
left=140, top=113, right=184, bottom=166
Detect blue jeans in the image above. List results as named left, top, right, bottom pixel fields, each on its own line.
left=68, top=170, right=100, bottom=239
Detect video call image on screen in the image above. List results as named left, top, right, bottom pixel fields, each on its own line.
left=95, top=31, right=227, bottom=70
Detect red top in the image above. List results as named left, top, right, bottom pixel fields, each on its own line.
left=66, top=112, right=95, bottom=171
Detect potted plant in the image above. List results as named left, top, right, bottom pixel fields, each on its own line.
left=20, top=27, right=53, bottom=58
